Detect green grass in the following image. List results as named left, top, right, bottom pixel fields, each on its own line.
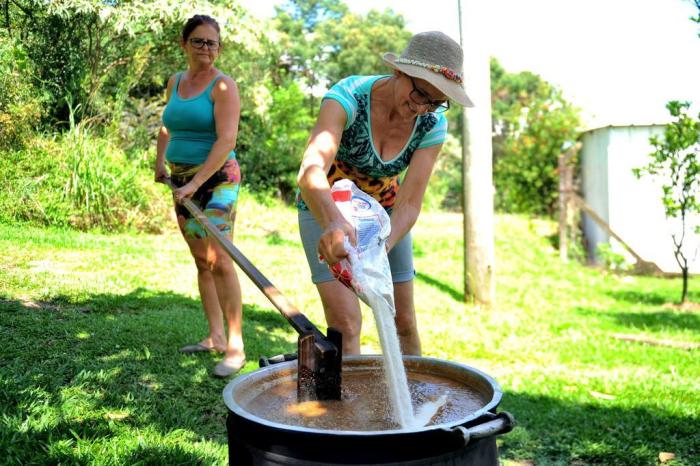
left=1, top=192, right=698, bottom=465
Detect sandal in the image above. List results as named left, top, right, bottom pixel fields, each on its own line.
left=179, top=342, right=221, bottom=353
left=212, top=358, right=247, bottom=378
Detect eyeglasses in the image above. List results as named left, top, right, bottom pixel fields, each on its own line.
left=189, top=38, right=220, bottom=51
left=407, top=76, right=450, bottom=113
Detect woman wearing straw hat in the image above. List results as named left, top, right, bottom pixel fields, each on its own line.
left=296, top=31, right=473, bottom=356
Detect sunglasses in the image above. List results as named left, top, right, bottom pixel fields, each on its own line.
left=407, top=75, right=449, bottom=113
left=188, top=38, right=220, bottom=51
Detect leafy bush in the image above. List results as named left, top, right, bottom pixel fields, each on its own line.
left=490, top=59, right=581, bottom=216
left=424, top=134, right=463, bottom=211
left=596, top=242, right=633, bottom=271
left=0, top=121, right=169, bottom=232
left=0, top=39, right=46, bottom=149
left=4, top=0, right=262, bottom=128
left=237, top=80, right=314, bottom=199
left=117, top=96, right=164, bottom=158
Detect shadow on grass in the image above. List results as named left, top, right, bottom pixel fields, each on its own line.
left=0, top=290, right=299, bottom=465
left=612, top=310, right=700, bottom=332
left=577, top=305, right=700, bottom=333
left=608, top=288, right=700, bottom=306
left=500, top=391, right=700, bottom=465
left=415, top=272, right=463, bottom=302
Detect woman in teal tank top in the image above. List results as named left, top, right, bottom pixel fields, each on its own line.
left=155, top=15, right=245, bottom=378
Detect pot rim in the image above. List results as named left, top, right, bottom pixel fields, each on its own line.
left=222, top=355, right=503, bottom=436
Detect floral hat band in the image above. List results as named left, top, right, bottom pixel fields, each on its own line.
left=394, top=57, right=463, bottom=84
left=382, top=31, right=473, bottom=107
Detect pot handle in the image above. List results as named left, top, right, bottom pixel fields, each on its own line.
left=259, top=353, right=298, bottom=367
left=447, top=411, right=515, bottom=446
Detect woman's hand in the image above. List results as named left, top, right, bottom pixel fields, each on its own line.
left=155, top=161, right=169, bottom=183
left=318, top=219, right=356, bottom=265
left=173, top=180, right=200, bottom=203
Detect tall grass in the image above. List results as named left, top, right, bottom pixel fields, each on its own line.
left=0, top=117, right=168, bottom=232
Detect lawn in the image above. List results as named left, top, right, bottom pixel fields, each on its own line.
left=1, top=192, right=698, bottom=465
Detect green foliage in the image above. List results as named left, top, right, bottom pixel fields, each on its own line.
left=273, top=0, right=349, bottom=95
left=0, top=120, right=169, bottom=232
left=490, top=58, right=582, bottom=216
left=320, top=9, right=412, bottom=85
left=237, top=79, right=315, bottom=198
left=596, top=242, right=633, bottom=272
left=0, top=37, right=46, bottom=149
left=633, top=101, right=699, bottom=303
left=116, top=96, right=164, bottom=157
left=423, top=134, right=463, bottom=211
left=3, top=0, right=261, bottom=126
left=273, top=1, right=411, bottom=97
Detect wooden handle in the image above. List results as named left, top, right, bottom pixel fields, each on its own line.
left=162, top=178, right=324, bottom=338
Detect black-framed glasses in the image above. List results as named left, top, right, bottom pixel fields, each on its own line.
left=189, top=38, right=220, bottom=50
left=407, top=76, right=450, bottom=113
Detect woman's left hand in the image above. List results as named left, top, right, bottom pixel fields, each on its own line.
left=173, top=181, right=200, bottom=203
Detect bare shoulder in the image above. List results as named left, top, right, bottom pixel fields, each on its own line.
left=213, top=74, right=239, bottom=97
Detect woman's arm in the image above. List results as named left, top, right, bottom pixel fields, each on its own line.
left=297, top=99, right=355, bottom=264
left=174, top=75, right=241, bottom=201
left=386, top=144, right=443, bottom=251
left=155, top=74, right=176, bottom=182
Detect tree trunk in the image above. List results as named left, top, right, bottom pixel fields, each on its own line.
left=681, top=266, right=688, bottom=304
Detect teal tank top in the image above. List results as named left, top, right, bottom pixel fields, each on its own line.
left=162, top=72, right=236, bottom=165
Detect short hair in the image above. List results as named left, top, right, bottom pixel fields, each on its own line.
left=182, top=15, right=220, bottom=41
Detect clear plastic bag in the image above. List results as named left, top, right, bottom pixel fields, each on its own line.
left=326, top=179, right=394, bottom=316
left=324, top=179, right=445, bottom=429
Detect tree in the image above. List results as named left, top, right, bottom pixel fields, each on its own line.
left=633, top=101, right=699, bottom=304
left=320, top=8, right=412, bottom=85
left=273, top=0, right=348, bottom=110
left=1, top=0, right=262, bottom=126
left=489, top=58, right=581, bottom=216
left=273, top=1, right=411, bottom=106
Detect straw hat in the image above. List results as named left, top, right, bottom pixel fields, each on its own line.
left=383, top=31, right=473, bottom=107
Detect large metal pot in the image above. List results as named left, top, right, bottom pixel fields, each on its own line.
left=223, top=355, right=514, bottom=465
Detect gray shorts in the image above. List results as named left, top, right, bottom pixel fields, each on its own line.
left=298, top=209, right=415, bottom=284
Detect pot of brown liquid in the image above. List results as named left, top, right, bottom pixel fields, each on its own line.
left=223, top=355, right=514, bottom=466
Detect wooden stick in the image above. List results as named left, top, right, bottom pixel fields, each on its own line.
left=613, top=333, right=700, bottom=350
left=161, top=178, right=325, bottom=339
left=570, top=193, right=664, bottom=274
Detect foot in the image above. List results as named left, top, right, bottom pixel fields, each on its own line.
left=212, top=356, right=246, bottom=378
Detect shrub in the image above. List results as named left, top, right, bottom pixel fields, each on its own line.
left=237, top=80, right=314, bottom=199
left=0, top=121, right=169, bottom=232
left=424, top=134, right=463, bottom=211
left=0, top=39, right=46, bottom=149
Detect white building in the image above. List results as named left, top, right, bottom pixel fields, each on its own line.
left=580, top=123, right=699, bottom=274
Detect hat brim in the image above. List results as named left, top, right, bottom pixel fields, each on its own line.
left=383, top=52, right=474, bottom=107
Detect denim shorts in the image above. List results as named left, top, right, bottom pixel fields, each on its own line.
left=298, top=209, right=415, bottom=284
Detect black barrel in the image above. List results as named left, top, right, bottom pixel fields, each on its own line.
left=223, top=355, right=514, bottom=466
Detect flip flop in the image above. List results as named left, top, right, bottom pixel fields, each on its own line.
left=212, top=358, right=247, bottom=378
left=179, top=343, right=219, bottom=353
